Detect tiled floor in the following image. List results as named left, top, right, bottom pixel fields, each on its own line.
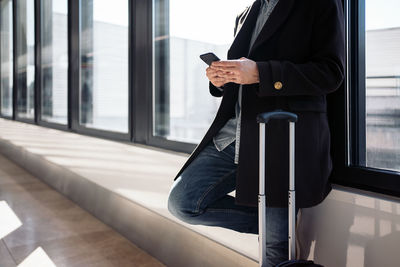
left=0, top=154, right=165, bottom=267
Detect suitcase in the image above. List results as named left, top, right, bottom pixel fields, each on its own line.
left=257, top=110, right=323, bottom=267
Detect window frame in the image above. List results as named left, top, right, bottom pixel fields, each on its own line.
left=35, top=0, right=69, bottom=131
left=330, top=0, right=400, bottom=198
left=71, top=0, right=132, bottom=140
left=0, top=0, right=399, bottom=197
left=132, top=0, right=196, bottom=153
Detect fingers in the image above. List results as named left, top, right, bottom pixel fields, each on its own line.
left=207, top=67, right=235, bottom=78
left=206, top=67, right=228, bottom=87
left=223, top=70, right=239, bottom=77
left=207, top=66, right=228, bottom=74
left=206, top=68, right=220, bottom=79
left=212, top=60, right=240, bottom=68
left=213, top=77, right=227, bottom=83
left=224, top=77, right=239, bottom=84
left=211, top=61, right=242, bottom=75
left=207, top=60, right=247, bottom=86
left=212, top=66, right=237, bottom=73
left=211, top=77, right=227, bottom=88
left=206, top=67, right=216, bottom=76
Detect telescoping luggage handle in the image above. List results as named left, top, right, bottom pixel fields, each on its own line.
left=257, top=110, right=298, bottom=267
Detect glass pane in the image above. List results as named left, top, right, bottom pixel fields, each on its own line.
left=365, top=0, right=400, bottom=172
left=153, top=0, right=253, bottom=143
left=40, top=0, right=68, bottom=124
left=79, top=0, right=129, bottom=133
left=16, top=0, right=35, bottom=119
left=0, top=0, right=13, bottom=117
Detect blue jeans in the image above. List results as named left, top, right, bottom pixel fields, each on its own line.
left=168, top=141, right=289, bottom=266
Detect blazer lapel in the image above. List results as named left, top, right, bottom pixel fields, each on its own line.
left=228, top=0, right=261, bottom=59
left=249, top=0, right=295, bottom=56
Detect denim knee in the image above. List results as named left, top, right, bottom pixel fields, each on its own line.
left=167, top=189, right=182, bottom=218
left=167, top=181, right=198, bottom=223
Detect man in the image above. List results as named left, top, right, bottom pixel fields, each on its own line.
left=168, top=0, right=344, bottom=265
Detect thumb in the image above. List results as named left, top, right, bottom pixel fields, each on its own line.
left=240, top=57, right=247, bottom=60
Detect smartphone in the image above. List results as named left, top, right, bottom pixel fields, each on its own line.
left=200, top=52, right=220, bottom=66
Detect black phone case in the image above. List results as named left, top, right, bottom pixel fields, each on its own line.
left=200, top=53, right=220, bottom=66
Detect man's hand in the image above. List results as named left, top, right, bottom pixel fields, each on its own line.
left=211, top=57, right=260, bottom=85
left=206, top=66, right=228, bottom=88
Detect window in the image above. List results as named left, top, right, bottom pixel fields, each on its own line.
left=0, top=0, right=13, bottom=117
left=153, top=0, right=253, bottom=144
left=79, top=0, right=129, bottom=133
left=331, top=0, right=400, bottom=198
left=0, top=0, right=397, bottom=197
left=40, top=0, right=68, bottom=124
left=364, top=0, right=400, bottom=172
left=16, top=0, right=35, bottom=119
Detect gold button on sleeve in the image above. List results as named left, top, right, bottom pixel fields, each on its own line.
left=274, top=81, right=283, bottom=90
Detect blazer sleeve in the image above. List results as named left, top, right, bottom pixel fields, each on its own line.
left=209, top=82, right=224, bottom=97
left=256, top=0, right=345, bottom=97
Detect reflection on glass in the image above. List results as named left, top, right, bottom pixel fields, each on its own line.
left=365, top=0, right=400, bottom=172
left=79, top=0, right=129, bottom=133
left=41, top=0, right=68, bottom=124
left=153, top=0, right=253, bottom=143
left=0, top=0, right=13, bottom=117
left=16, top=0, right=35, bottom=119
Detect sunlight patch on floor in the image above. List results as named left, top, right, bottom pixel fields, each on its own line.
left=18, top=247, right=57, bottom=267
left=0, top=200, right=22, bottom=239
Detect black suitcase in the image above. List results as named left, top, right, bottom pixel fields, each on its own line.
left=257, top=110, right=323, bottom=267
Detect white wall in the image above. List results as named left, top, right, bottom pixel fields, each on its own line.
left=298, top=185, right=400, bottom=267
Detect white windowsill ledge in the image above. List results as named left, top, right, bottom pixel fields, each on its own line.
left=0, top=118, right=258, bottom=266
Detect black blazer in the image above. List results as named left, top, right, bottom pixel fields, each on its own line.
left=174, top=0, right=345, bottom=208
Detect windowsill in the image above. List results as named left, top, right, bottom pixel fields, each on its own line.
left=0, top=118, right=259, bottom=262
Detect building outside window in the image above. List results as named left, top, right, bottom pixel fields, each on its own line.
left=153, top=0, right=253, bottom=144
left=0, top=0, right=13, bottom=117
left=16, top=0, right=35, bottom=119
left=365, top=0, right=400, bottom=172
left=40, top=0, right=68, bottom=124
left=79, top=0, right=129, bottom=133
